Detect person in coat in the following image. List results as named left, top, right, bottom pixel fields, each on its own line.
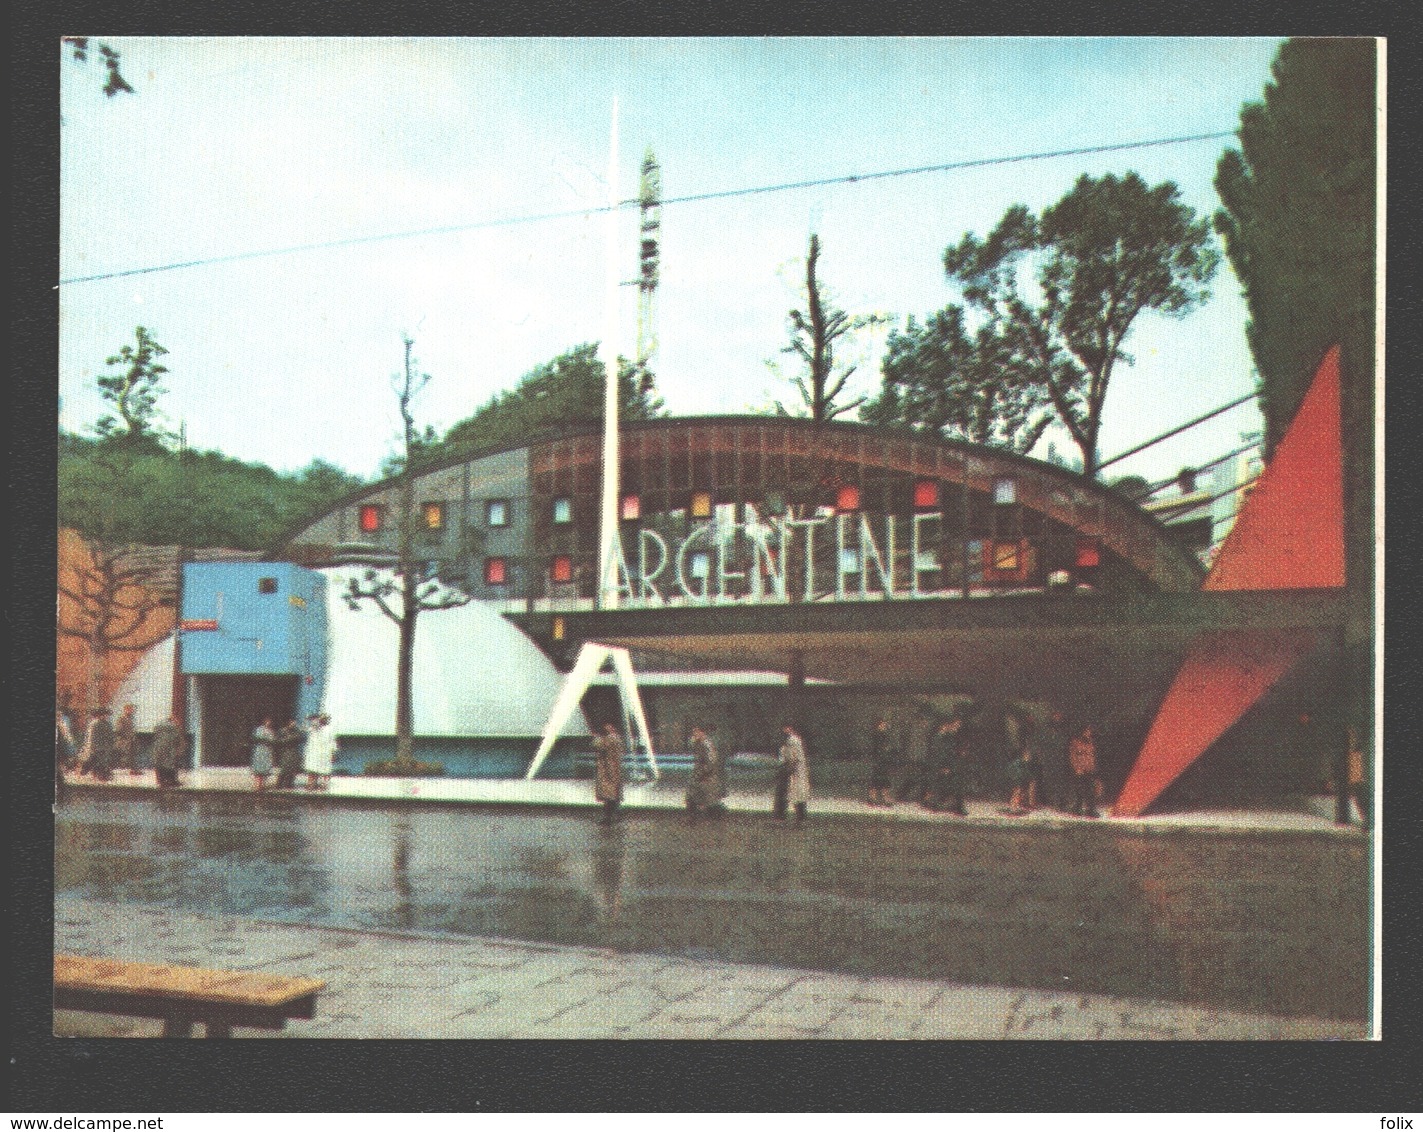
left=114, top=703, right=139, bottom=776
left=149, top=716, right=186, bottom=790
left=251, top=718, right=276, bottom=791
left=1067, top=726, right=1100, bottom=818
left=55, top=708, right=75, bottom=802
left=1004, top=744, right=1043, bottom=815
left=303, top=713, right=338, bottom=791
left=274, top=719, right=306, bottom=789
left=704, top=725, right=728, bottom=814
left=83, top=708, right=117, bottom=781
left=866, top=718, right=898, bottom=807
left=684, top=724, right=721, bottom=821
left=592, top=722, right=625, bottom=825
left=776, top=724, right=811, bottom=823
left=924, top=717, right=969, bottom=815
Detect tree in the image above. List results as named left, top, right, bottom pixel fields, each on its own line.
left=96, top=327, right=171, bottom=448
left=59, top=435, right=365, bottom=552
left=57, top=531, right=174, bottom=717
left=1213, top=37, right=1377, bottom=747
left=862, top=307, right=1053, bottom=454
left=1213, top=38, right=1375, bottom=459
left=62, top=37, right=134, bottom=98
left=943, top=173, right=1219, bottom=477
left=442, top=343, right=663, bottom=457
left=771, top=233, right=888, bottom=424
left=344, top=336, right=470, bottom=769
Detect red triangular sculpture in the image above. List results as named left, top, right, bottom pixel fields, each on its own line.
left=1203, top=345, right=1345, bottom=591
left=1114, top=347, right=1345, bottom=816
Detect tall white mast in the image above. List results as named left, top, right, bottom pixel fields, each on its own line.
left=597, top=98, right=622, bottom=609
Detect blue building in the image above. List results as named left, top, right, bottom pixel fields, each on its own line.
left=178, top=562, right=328, bottom=768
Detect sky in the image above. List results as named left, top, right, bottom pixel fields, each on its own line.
left=59, top=37, right=1287, bottom=485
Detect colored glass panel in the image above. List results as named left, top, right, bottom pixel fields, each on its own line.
left=484, top=557, right=507, bottom=585
left=914, top=479, right=940, bottom=509
left=358, top=504, right=382, bottom=532
left=551, top=555, right=573, bottom=583
left=690, top=491, right=713, bottom=519
left=836, top=484, right=860, bottom=512
left=621, top=494, right=641, bottom=521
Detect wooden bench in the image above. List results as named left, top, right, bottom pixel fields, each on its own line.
left=55, top=954, right=324, bottom=1038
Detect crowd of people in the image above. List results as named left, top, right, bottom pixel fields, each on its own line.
left=589, top=720, right=812, bottom=826
left=54, top=700, right=337, bottom=797
left=57, top=694, right=1369, bottom=832
left=249, top=714, right=337, bottom=792
left=56, top=701, right=190, bottom=795
left=864, top=709, right=1102, bottom=819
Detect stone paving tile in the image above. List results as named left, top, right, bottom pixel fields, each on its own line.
left=817, top=1006, right=929, bottom=1040
left=911, top=986, right=1021, bottom=1039
left=51, top=897, right=1364, bottom=1041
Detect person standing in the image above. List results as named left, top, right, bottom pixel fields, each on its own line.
left=251, top=718, right=276, bottom=792
left=114, top=703, right=139, bottom=776
left=925, top=717, right=969, bottom=815
left=867, top=718, right=898, bottom=807
left=776, top=724, right=811, bottom=824
left=55, top=708, right=75, bottom=802
left=83, top=708, right=117, bottom=782
left=303, top=713, right=338, bottom=791
left=1067, top=726, right=1100, bottom=818
left=1036, top=708, right=1071, bottom=811
left=149, top=715, right=186, bottom=790
left=274, top=719, right=306, bottom=789
left=592, top=722, right=625, bottom=825
left=685, top=724, right=719, bottom=821
left=1345, top=726, right=1370, bottom=831
left=705, top=725, right=728, bottom=815
left=895, top=724, right=934, bottom=806
left=1005, top=741, right=1043, bottom=815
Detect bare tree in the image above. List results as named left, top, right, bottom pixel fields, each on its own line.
left=774, top=233, right=888, bottom=424
left=57, top=535, right=173, bottom=717
left=344, top=335, right=469, bottom=769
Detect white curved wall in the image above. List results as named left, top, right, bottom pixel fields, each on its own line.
left=321, top=567, right=586, bottom=738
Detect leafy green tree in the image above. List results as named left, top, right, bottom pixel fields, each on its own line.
left=442, top=343, right=662, bottom=458
left=1213, top=36, right=1377, bottom=742
left=344, top=336, right=469, bottom=770
left=60, top=435, right=364, bottom=551
left=1214, top=38, right=1375, bottom=461
left=771, top=233, right=888, bottom=424
left=862, top=307, right=1052, bottom=454
left=943, top=173, right=1219, bottom=477
left=96, top=327, right=171, bottom=448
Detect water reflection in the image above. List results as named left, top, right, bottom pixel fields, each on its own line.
left=54, top=793, right=1368, bottom=1020
left=590, top=824, right=626, bottom=924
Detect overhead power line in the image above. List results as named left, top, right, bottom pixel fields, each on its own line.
left=1096, top=391, right=1258, bottom=472
left=58, top=129, right=1236, bottom=287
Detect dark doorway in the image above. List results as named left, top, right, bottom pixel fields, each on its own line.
left=197, top=674, right=300, bottom=767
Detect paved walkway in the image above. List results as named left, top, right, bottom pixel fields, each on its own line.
left=53, top=897, right=1365, bottom=1040
left=60, top=767, right=1368, bottom=838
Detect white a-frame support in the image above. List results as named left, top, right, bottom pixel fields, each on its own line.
left=526, top=641, right=658, bottom=781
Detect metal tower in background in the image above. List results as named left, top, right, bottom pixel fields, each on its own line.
left=634, top=149, right=662, bottom=379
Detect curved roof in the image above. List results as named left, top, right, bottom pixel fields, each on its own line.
left=277, top=415, right=1205, bottom=591
left=112, top=568, right=589, bottom=740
